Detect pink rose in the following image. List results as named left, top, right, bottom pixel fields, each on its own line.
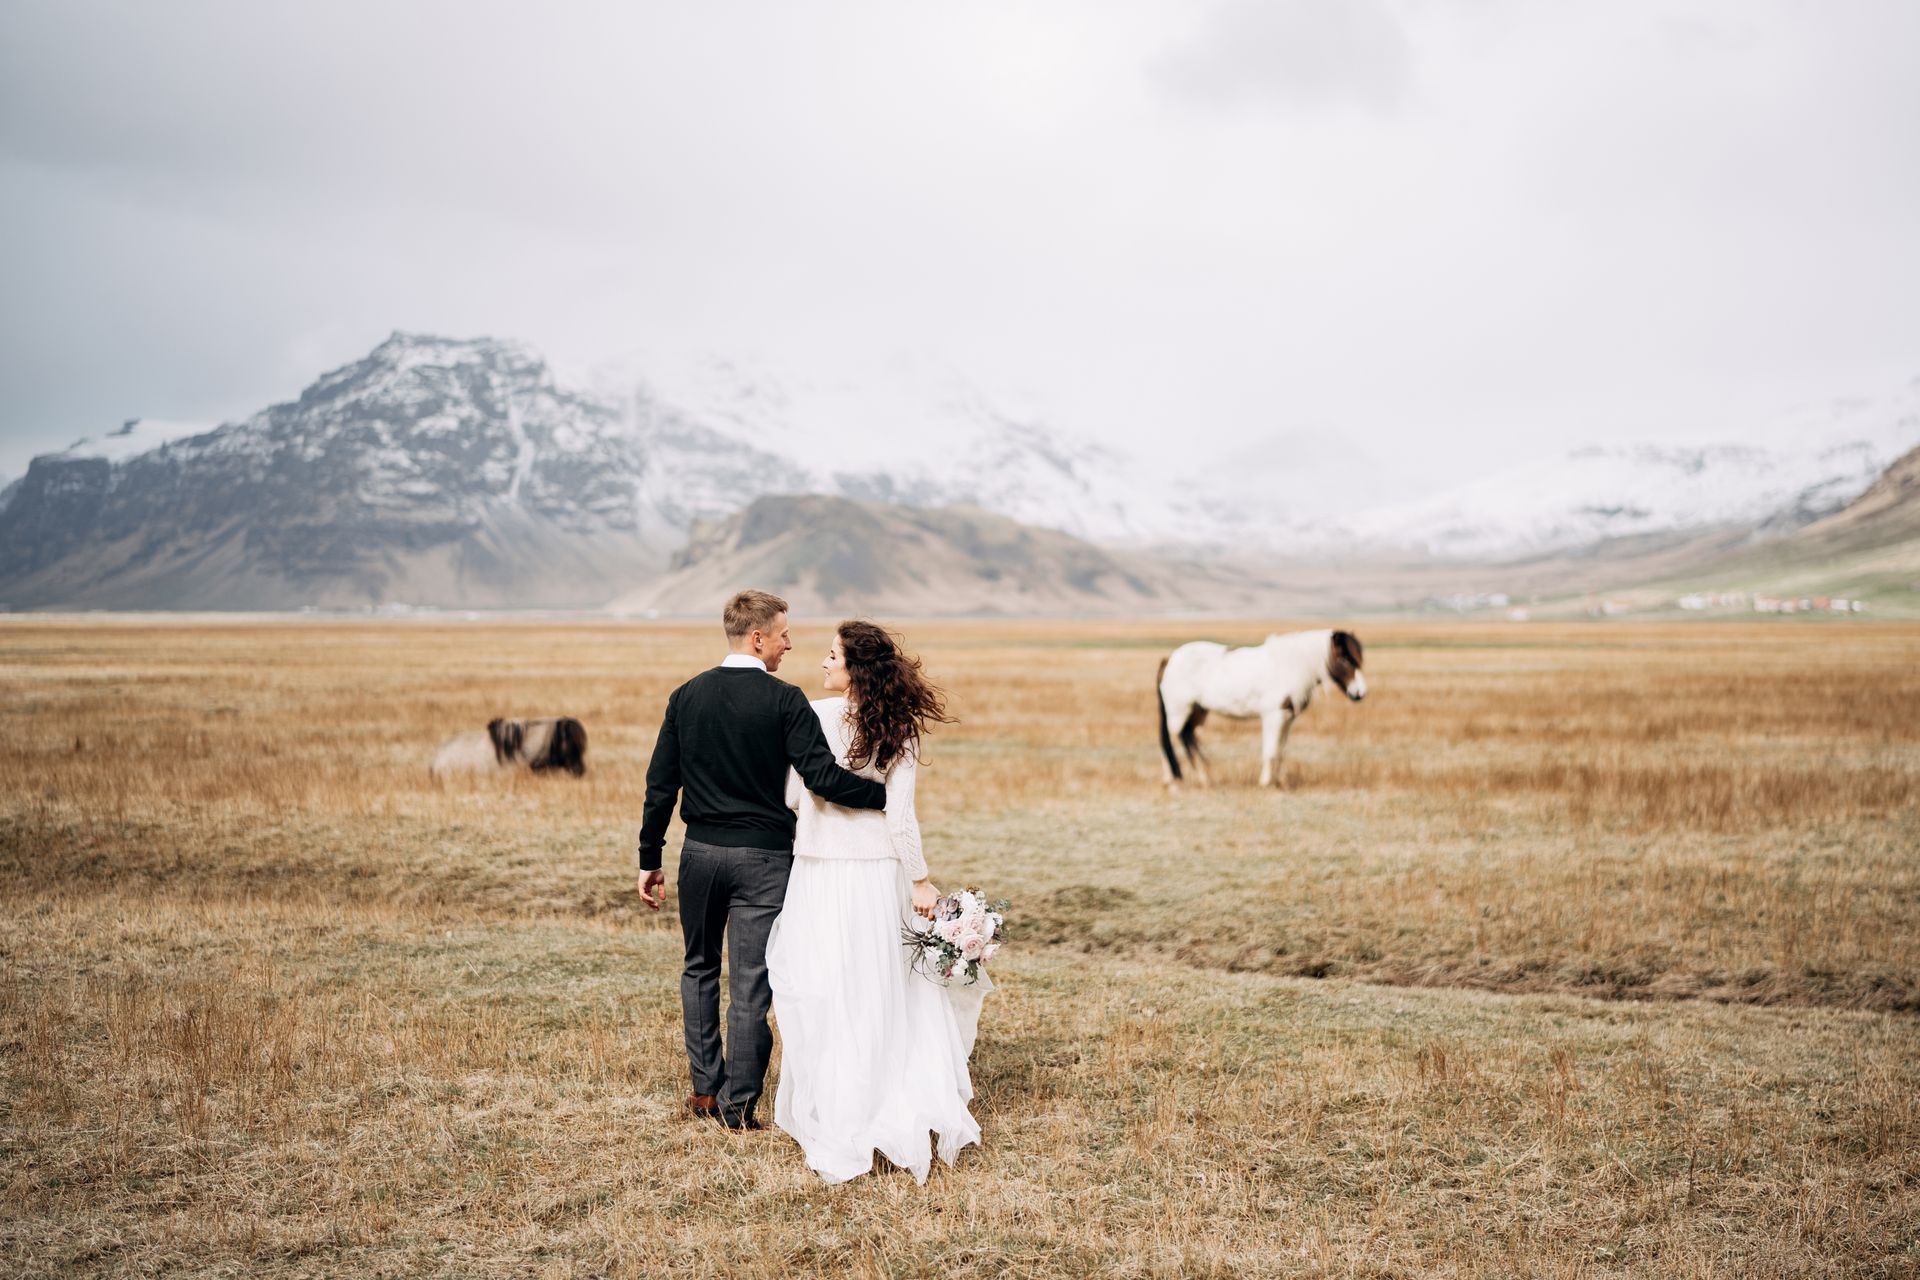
left=982, top=942, right=1000, bottom=962
left=957, top=931, right=986, bottom=960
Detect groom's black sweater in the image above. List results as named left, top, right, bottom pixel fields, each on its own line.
left=637, top=666, right=886, bottom=870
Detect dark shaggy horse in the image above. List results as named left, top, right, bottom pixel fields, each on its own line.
left=431, top=717, right=588, bottom=777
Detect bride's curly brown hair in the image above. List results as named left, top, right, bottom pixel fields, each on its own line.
left=838, top=620, right=955, bottom=773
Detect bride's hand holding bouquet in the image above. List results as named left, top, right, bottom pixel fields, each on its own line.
left=903, top=887, right=1007, bottom=987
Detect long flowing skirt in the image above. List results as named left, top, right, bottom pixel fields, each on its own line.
left=767, top=856, right=987, bottom=1184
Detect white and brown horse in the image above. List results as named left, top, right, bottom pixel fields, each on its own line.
left=1157, top=630, right=1365, bottom=787
left=431, top=716, right=588, bottom=778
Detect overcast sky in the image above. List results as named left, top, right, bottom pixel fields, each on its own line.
left=3, top=0, right=1917, bottom=508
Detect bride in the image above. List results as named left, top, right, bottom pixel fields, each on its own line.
left=766, top=620, right=987, bottom=1184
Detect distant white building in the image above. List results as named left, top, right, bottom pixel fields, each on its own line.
left=1675, top=590, right=1749, bottom=611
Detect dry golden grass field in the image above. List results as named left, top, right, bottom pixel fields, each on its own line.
left=3, top=616, right=1918, bottom=1278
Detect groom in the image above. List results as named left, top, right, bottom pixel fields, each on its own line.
left=636, top=589, right=887, bottom=1130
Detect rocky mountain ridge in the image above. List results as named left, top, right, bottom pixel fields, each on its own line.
left=2, top=331, right=1915, bottom=611
left=0, top=335, right=679, bottom=607
left=0, top=332, right=1261, bottom=610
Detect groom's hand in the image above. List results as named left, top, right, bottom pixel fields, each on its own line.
left=638, top=870, right=666, bottom=910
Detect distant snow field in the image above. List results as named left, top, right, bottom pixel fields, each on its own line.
left=1339, top=379, right=1920, bottom=558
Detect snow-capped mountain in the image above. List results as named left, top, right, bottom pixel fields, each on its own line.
left=0, top=335, right=691, bottom=608
left=4, top=328, right=1914, bottom=611
left=590, top=350, right=1234, bottom=550
left=0, top=333, right=1216, bottom=609
left=1341, top=378, right=1920, bottom=559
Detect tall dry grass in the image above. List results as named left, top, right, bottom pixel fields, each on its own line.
left=3, top=616, right=1918, bottom=1276
left=4, top=618, right=1916, bottom=1002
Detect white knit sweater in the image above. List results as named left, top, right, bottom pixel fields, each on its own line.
left=783, top=697, right=928, bottom=880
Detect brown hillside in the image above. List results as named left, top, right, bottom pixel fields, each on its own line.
left=605, top=494, right=1290, bottom=616
left=1797, top=442, right=1920, bottom=545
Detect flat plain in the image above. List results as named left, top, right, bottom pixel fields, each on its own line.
left=2, top=617, right=1916, bottom=1278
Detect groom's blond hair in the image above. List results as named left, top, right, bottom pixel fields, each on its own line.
left=723, top=589, right=788, bottom=639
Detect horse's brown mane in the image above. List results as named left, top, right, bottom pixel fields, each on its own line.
left=1328, top=631, right=1363, bottom=686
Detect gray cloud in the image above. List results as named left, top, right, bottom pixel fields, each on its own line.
left=1, top=1, right=1916, bottom=515
left=1151, top=0, right=1412, bottom=113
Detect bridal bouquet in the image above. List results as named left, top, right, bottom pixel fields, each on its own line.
left=903, top=888, right=1007, bottom=987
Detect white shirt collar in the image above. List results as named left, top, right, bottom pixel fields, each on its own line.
left=720, top=653, right=767, bottom=671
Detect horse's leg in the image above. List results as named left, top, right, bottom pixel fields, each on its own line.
left=1259, top=709, right=1283, bottom=788
left=1273, top=708, right=1295, bottom=788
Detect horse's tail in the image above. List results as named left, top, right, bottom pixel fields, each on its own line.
left=1156, top=656, right=1182, bottom=782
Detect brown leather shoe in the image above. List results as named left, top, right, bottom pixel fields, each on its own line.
left=687, top=1093, right=719, bottom=1118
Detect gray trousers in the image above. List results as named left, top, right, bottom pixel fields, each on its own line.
left=676, top=838, right=792, bottom=1122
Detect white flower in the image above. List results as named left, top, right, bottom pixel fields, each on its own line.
left=956, top=931, right=985, bottom=960
left=982, top=942, right=1000, bottom=962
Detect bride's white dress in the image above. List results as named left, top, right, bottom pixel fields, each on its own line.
left=766, top=696, right=988, bottom=1184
